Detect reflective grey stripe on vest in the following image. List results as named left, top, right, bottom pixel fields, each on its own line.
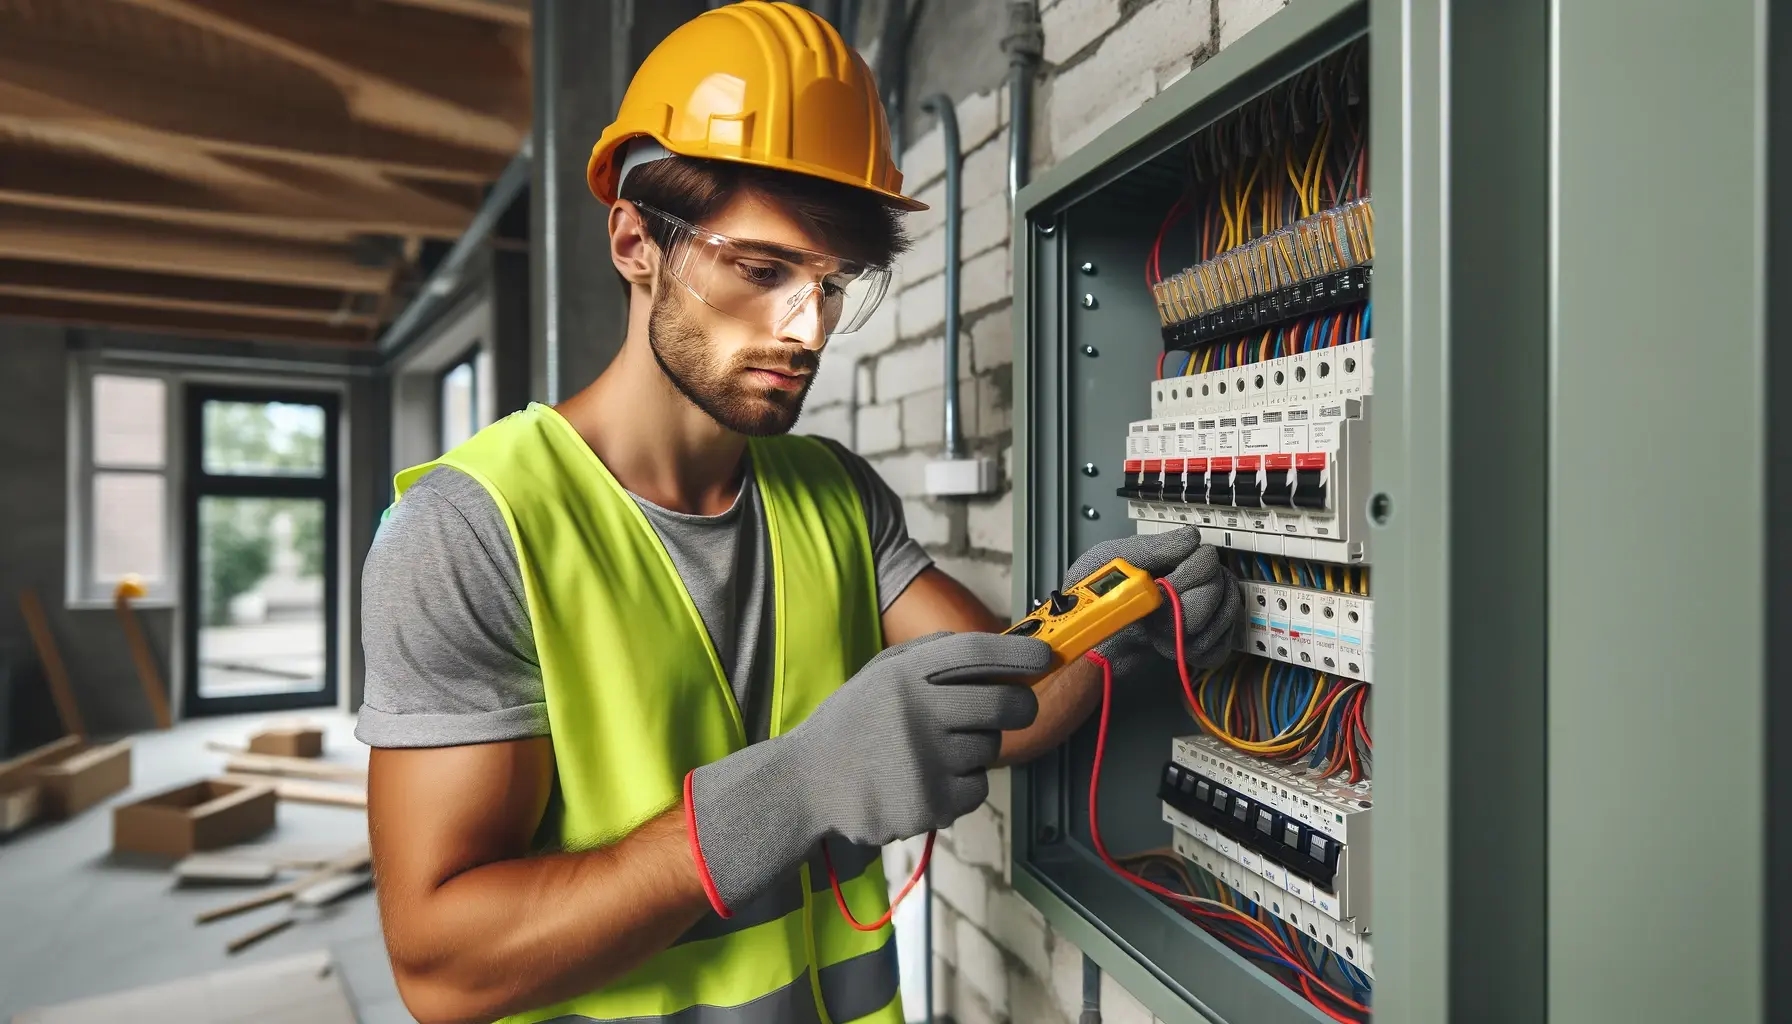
left=673, top=837, right=884, bottom=947
left=538, top=940, right=899, bottom=1024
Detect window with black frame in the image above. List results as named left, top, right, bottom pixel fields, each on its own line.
left=439, top=348, right=482, bottom=455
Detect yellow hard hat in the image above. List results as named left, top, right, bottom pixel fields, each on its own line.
left=587, top=1, right=925, bottom=212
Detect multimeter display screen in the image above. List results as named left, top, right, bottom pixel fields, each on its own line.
left=1086, top=567, right=1130, bottom=596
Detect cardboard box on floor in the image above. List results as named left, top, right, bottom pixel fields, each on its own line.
left=113, top=779, right=276, bottom=858
left=0, top=734, right=132, bottom=832
left=246, top=725, right=323, bottom=759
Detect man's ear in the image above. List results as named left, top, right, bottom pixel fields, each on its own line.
left=609, top=200, right=657, bottom=288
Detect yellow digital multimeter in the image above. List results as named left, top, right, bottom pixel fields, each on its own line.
left=1002, top=558, right=1164, bottom=672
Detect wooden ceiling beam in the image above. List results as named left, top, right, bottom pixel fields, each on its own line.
left=109, top=0, right=527, bottom=153
left=0, top=295, right=373, bottom=347
left=0, top=134, right=474, bottom=242
left=0, top=56, right=506, bottom=183
left=0, top=206, right=392, bottom=293
left=377, top=0, right=531, bottom=27
left=0, top=260, right=379, bottom=326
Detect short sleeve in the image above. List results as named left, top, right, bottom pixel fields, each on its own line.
left=354, top=466, right=550, bottom=748
left=813, top=437, right=934, bottom=611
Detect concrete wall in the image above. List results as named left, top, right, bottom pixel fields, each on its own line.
left=0, top=323, right=173, bottom=740
left=795, top=1, right=1289, bottom=1020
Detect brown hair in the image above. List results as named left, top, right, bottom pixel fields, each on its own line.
left=617, top=154, right=912, bottom=272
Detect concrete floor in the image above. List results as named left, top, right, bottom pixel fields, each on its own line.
left=0, top=711, right=412, bottom=1024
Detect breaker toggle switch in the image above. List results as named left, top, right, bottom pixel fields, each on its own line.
left=1117, top=459, right=1143, bottom=499
left=1234, top=456, right=1264, bottom=508
left=1262, top=453, right=1295, bottom=506
left=1141, top=459, right=1165, bottom=500
left=1208, top=457, right=1236, bottom=505
left=1183, top=458, right=1208, bottom=504
left=1292, top=452, right=1329, bottom=510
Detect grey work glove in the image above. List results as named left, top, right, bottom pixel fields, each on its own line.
left=1063, top=526, right=1243, bottom=679
left=686, top=629, right=1052, bottom=913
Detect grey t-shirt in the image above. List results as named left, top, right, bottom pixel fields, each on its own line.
left=354, top=438, right=932, bottom=749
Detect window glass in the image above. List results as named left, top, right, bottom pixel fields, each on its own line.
left=92, top=471, right=165, bottom=584
left=203, top=401, right=326, bottom=477
left=92, top=375, right=166, bottom=468
left=440, top=358, right=479, bottom=453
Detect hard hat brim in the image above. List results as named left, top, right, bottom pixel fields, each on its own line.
left=588, top=131, right=930, bottom=214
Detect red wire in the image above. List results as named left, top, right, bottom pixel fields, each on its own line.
left=1139, top=584, right=1376, bottom=1018
left=1157, top=349, right=1170, bottom=379
left=823, top=830, right=933, bottom=932
left=1090, top=589, right=1373, bottom=1017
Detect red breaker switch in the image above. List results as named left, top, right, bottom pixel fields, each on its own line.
left=1185, top=457, right=1209, bottom=504
left=1117, top=459, right=1143, bottom=499
left=1164, top=459, right=1186, bottom=503
left=1207, top=456, right=1236, bottom=505
left=1234, top=455, right=1264, bottom=509
left=1292, top=452, right=1329, bottom=509
left=1262, top=453, right=1295, bottom=506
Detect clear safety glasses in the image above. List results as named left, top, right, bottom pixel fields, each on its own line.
left=633, top=203, right=893, bottom=337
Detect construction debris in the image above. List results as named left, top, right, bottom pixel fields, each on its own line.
left=247, top=725, right=324, bottom=758
left=204, top=746, right=363, bottom=782
left=113, top=778, right=278, bottom=858
left=0, top=734, right=132, bottom=828
left=217, top=772, right=366, bottom=809
left=173, top=853, right=281, bottom=885
left=197, top=843, right=372, bottom=925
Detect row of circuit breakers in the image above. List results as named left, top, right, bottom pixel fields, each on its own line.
left=1132, top=334, right=1378, bottom=974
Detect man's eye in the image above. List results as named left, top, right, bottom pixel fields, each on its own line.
left=737, top=262, right=784, bottom=287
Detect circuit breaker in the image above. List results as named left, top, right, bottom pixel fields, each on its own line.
left=1010, top=3, right=1374, bottom=1021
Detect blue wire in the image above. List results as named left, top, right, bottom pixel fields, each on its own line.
left=1362, top=301, right=1372, bottom=337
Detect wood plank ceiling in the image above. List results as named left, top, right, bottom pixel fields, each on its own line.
left=0, top=0, right=531, bottom=347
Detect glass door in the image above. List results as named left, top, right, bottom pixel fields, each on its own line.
left=182, top=386, right=340, bottom=715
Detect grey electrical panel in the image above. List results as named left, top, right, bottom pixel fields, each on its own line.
left=1010, top=4, right=1370, bottom=1021
left=1008, top=0, right=1787, bottom=1022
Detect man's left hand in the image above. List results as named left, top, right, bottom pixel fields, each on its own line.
left=1061, top=527, right=1242, bottom=679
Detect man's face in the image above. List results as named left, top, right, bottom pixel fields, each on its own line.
left=646, top=193, right=836, bottom=437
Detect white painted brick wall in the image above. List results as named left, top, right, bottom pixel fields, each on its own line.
left=1042, top=0, right=1122, bottom=66
left=1219, top=0, right=1287, bottom=47
left=967, top=489, right=1013, bottom=552
left=903, top=498, right=952, bottom=547
left=875, top=337, right=944, bottom=400
left=855, top=400, right=902, bottom=455
left=1050, top=0, right=1213, bottom=159
left=955, top=915, right=1011, bottom=1015
left=960, top=246, right=1012, bottom=316
left=928, top=841, right=990, bottom=930
left=945, top=801, right=1006, bottom=870
left=970, top=307, right=1014, bottom=371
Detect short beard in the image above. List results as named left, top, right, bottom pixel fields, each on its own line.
left=647, top=283, right=818, bottom=437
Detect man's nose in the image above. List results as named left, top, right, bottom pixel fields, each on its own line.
left=774, top=284, right=829, bottom=351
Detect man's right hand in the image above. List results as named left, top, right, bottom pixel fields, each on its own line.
left=687, top=630, right=1052, bottom=914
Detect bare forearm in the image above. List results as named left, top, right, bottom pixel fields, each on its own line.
left=996, top=655, right=1101, bottom=767
left=387, top=804, right=711, bottom=1024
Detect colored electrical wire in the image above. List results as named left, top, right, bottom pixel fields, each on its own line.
left=823, top=829, right=932, bottom=932
left=1087, top=590, right=1372, bottom=1021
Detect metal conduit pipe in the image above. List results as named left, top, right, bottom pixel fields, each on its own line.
left=918, top=92, right=964, bottom=460
left=1003, top=0, right=1043, bottom=205
left=378, top=141, right=532, bottom=360
left=877, top=0, right=923, bottom=161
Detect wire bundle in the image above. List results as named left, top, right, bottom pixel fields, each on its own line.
left=1155, top=301, right=1371, bottom=379
left=1122, top=850, right=1374, bottom=1022
left=1227, top=552, right=1370, bottom=596
left=1147, top=41, right=1369, bottom=295
left=1187, top=656, right=1371, bottom=782
left=1086, top=591, right=1372, bottom=1023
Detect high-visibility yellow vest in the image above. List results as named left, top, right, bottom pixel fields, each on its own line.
left=392, top=403, right=902, bottom=1024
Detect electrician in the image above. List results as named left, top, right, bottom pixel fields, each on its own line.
left=356, top=4, right=1241, bottom=1022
